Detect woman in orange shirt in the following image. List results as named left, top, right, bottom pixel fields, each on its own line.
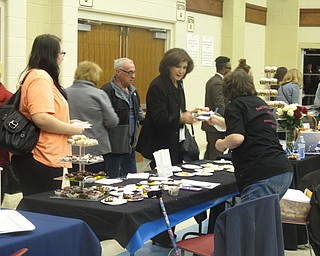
left=11, top=34, right=84, bottom=196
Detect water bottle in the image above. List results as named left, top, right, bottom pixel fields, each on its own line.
left=315, top=140, right=320, bottom=153
left=297, top=136, right=306, bottom=160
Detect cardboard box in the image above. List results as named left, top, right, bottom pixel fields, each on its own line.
left=280, top=189, right=311, bottom=221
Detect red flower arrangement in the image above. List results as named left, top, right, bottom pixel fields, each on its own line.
left=276, top=104, right=308, bottom=131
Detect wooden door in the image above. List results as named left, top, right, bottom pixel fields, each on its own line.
left=78, top=23, right=166, bottom=162
left=124, top=26, right=166, bottom=104
left=78, top=24, right=120, bottom=87
left=78, top=24, right=165, bottom=103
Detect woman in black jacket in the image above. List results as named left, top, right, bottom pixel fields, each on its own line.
left=137, top=48, right=195, bottom=168
left=137, top=47, right=196, bottom=248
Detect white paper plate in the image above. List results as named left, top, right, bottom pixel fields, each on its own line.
left=200, top=164, right=223, bottom=171
left=196, top=115, right=210, bottom=121
left=174, top=172, right=196, bottom=177
left=181, top=164, right=202, bottom=170
left=213, top=159, right=232, bottom=164
left=225, top=166, right=235, bottom=173
left=162, top=180, right=182, bottom=186
left=109, top=191, right=125, bottom=197
left=148, top=177, right=172, bottom=181
left=155, top=166, right=182, bottom=172
left=223, top=164, right=234, bottom=169
left=0, top=210, right=35, bottom=234
left=101, top=198, right=127, bottom=205
left=194, top=172, right=214, bottom=176
left=200, top=163, right=222, bottom=169
left=73, top=121, right=92, bottom=129
left=172, top=166, right=183, bottom=172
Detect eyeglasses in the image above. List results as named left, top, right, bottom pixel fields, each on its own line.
left=224, top=66, right=231, bottom=70
left=119, top=69, right=136, bottom=75
left=60, top=51, right=66, bottom=57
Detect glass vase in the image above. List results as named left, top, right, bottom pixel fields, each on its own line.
left=285, top=129, right=295, bottom=155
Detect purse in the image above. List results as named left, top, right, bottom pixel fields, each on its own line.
left=180, top=124, right=200, bottom=162
left=0, top=76, right=40, bottom=155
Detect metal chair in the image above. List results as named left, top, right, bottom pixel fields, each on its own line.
left=281, top=217, right=312, bottom=256
left=281, top=188, right=314, bottom=256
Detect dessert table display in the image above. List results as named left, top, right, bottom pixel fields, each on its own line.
left=61, top=134, right=105, bottom=191
left=0, top=210, right=101, bottom=256
left=258, top=65, right=286, bottom=109
left=17, top=159, right=238, bottom=255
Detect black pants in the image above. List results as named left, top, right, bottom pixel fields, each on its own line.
left=11, top=154, right=63, bottom=196
left=151, top=227, right=176, bottom=247
left=207, top=203, right=225, bottom=233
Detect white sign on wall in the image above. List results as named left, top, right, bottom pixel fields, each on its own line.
left=187, top=16, right=195, bottom=32
left=176, top=1, right=186, bottom=21
left=202, top=36, right=214, bottom=66
left=79, top=0, right=93, bottom=7
left=187, top=33, right=199, bottom=65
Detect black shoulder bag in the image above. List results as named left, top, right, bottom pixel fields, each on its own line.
left=0, top=76, right=40, bottom=155
left=180, top=124, right=200, bottom=162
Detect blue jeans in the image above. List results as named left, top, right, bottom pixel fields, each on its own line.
left=241, top=171, right=293, bottom=202
left=104, top=149, right=137, bottom=178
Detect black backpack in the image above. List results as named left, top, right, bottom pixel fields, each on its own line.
left=307, top=183, right=320, bottom=256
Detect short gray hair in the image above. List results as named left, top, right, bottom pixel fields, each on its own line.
left=114, top=58, right=133, bottom=70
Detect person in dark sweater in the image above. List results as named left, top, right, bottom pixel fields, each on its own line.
left=101, top=58, right=144, bottom=178
left=209, top=69, right=293, bottom=202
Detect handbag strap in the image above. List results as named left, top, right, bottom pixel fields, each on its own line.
left=8, top=72, right=31, bottom=109
left=5, top=88, right=22, bottom=110
left=191, top=124, right=195, bottom=137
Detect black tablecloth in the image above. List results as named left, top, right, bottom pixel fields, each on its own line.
left=17, top=160, right=238, bottom=250
left=290, top=155, right=320, bottom=187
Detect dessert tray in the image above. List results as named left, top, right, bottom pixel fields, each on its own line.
left=67, top=134, right=98, bottom=146
left=60, top=154, right=104, bottom=164
left=51, top=184, right=111, bottom=201
left=65, top=170, right=106, bottom=183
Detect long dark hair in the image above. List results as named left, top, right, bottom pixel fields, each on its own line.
left=24, top=34, right=67, bottom=99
